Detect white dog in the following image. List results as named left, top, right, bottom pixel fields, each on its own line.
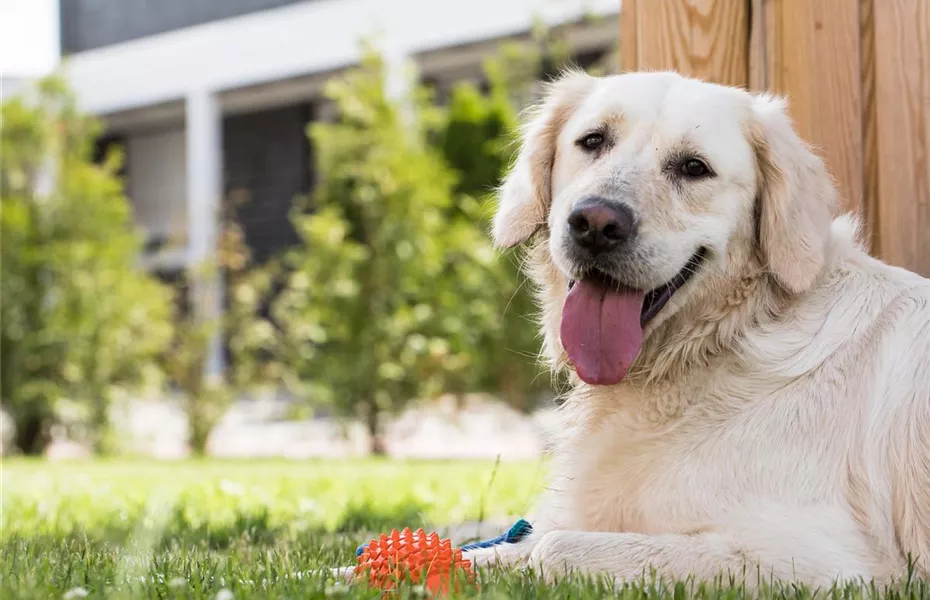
left=467, top=70, right=930, bottom=588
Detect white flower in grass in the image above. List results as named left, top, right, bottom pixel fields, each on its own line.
left=215, top=588, right=234, bottom=600
left=168, top=577, right=187, bottom=588
left=63, top=588, right=89, bottom=599
left=324, top=582, right=350, bottom=596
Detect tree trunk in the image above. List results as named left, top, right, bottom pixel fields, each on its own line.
left=89, top=387, right=116, bottom=456
left=365, top=406, right=386, bottom=456
left=14, top=411, right=51, bottom=456
left=189, top=414, right=211, bottom=457
left=187, top=392, right=215, bottom=458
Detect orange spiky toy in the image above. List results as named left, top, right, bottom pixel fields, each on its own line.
left=355, top=528, right=476, bottom=595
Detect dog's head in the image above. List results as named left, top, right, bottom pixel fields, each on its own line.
left=494, top=71, right=837, bottom=386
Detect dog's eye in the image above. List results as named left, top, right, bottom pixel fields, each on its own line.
left=679, top=158, right=711, bottom=178
left=578, top=133, right=605, bottom=152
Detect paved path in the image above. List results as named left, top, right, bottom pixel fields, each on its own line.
left=24, top=394, right=559, bottom=460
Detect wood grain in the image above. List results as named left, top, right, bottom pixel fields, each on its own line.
left=917, top=0, right=929, bottom=276
left=623, top=0, right=748, bottom=86
left=747, top=0, right=766, bottom=91
left=860, top=0, right=880, bottom=255
left=872, top=0, right=930, bottom=275
left=757, top=0, right=863, bottom=215
left=619, top=0, right=639, bottom=72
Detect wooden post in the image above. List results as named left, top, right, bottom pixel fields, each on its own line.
left=620, top=0, right=930, bottom=276
left=750, top=0, right=864, bottom=217
left=619, top=0, right=748, bottom=87
left=869, top=0, right=930, bottom=274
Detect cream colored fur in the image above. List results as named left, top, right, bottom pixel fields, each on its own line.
left=469, top=71, right=930, bottom=588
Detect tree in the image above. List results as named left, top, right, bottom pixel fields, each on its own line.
left=1, top=77, right=173, bottom=455
left=268, top=32, right=618, bottom=450
left=433, top=56, right=542, bottom=410
left=272, top=50, right=504, bottom=454
left=430, top=31, right=587, bottom=409
left=160, top=269, right=226, bottom=457
left=161, top=205, right=277, bottom=456
left=435, top=27, right=620, bottom=408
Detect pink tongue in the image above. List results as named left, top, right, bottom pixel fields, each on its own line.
left=560, top=280, right=645, bottom=385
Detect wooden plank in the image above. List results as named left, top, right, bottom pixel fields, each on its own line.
left=860, top=0, right=880, bottom=254
left=619, top=0, right=639, bottom=72
left=921, top=0, right=930, bottom=275
left=629, top=0, right=748, bottom=86
left=747, top=0, right=766, bottom=91
left=758, top=0, right=863, bottom=215
left=872, top=0, right=930, bottom=275
left=810, top=0, right=863, bottom=216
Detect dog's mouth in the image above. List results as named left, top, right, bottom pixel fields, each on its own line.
left=561, top=248, right=708, bottom=386
left=639, top=247, right=708, bottom=326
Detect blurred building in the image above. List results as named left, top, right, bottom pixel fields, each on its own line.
left=1, top=0, right=60, bottom=93
left=60, top=0, right=619, bottom=367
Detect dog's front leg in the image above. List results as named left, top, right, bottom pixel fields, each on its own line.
left=528, top=530, right=752, bottom=584
left=463, top=537, right=539, bottom=570
left=526, top=530, right=858, bottom=587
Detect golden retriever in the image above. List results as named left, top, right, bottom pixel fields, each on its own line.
left=466, top=70, right=930, bottom=588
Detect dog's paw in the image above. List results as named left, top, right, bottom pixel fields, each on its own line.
left=463, top=538, right=538, bottom=571
left=528, top=531, right=627, bottom=583
left=528, top=531, right=578, bottom=581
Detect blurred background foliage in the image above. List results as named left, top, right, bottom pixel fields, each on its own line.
left=1, top=78, right=174, bottom=455
left=1, top=27, right=611, bottom=457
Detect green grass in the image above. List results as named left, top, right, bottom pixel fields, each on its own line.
left=2, top=459, right=927, bottom=599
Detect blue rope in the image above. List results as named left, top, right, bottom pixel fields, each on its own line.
left=355, top=519, right=532, bottom=557
left=459, top=518, right=533, bottom=552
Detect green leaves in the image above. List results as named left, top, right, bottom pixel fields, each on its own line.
left=0, top=30, right=611, bottom=456
left=270, top=44, right=566, bottom=448
left=273, top=52, right=491, bottom=445
left=1, top=76, right=174, bottom=454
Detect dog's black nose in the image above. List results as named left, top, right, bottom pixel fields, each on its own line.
left=567, top=199, right=636, bottom=255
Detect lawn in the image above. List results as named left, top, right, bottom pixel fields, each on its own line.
left=2, top=459, right=926, bottom=599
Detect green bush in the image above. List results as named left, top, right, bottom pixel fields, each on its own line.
left=1, top=78, right=173, bottom=455
left=269, top=36, right=599, bottom=448
left=272, top=50, right=507, bottom=453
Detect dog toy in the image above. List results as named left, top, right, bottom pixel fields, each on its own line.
left=351, top=519, right=533, bottom=595
left=354, top=528, right=475, bottom=595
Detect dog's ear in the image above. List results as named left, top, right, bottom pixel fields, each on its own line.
left=749, top=94, right=837, bottom=295
left=492, top=70, right=595, bottom=248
